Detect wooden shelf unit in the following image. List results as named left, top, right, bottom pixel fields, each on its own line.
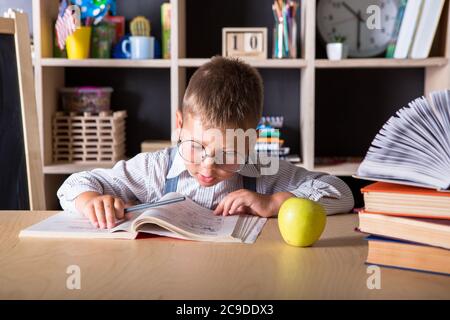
left=32, top=0, right=450, bottom=209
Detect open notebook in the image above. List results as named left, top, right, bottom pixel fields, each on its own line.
left=19, top=192, right=267, bottom=244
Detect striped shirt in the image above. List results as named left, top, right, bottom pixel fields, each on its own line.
left=57, top=148, right=355, bottom=215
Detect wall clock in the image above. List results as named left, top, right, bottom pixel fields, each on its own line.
left=317, top=0, right=399, bottom=57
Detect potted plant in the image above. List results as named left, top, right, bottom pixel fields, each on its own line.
left=326, top=35, right=348, bottom=61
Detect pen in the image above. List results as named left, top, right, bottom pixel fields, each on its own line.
left=124, top=196, right=186, bottom=213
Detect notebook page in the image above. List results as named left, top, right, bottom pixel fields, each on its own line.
left=19, top=212, right=136, bottom=239
left=135, top=192, right=239, bottom=238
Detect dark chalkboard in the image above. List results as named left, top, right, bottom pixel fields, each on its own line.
left=0, top=33, right=29, bottom=209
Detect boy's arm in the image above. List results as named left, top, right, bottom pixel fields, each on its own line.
left=214, top=161, right=354, bottom=217
left=57, top=151, right=167, bottom=213
left=261, top=160, right=355, bottom=215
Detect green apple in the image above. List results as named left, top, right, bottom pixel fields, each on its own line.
left=278, top=198, right=327, bottom=247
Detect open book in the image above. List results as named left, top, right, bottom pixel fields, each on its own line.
left=19, top=192, right=267, bottom=243
left=356, top=90, right=450, bottom=191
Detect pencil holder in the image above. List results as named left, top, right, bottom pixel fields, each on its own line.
left=66, top=26, right=92, bottom=59
left=272, top=19, right=297, bottom=59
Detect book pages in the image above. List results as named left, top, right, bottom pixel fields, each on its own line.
left=357, top=90, right=450, bottom=190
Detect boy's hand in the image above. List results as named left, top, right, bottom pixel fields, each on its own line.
left=213, top=190, right=294, bottom=218
left=75, top=192, right=127, bottom=229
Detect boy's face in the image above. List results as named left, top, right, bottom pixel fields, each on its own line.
left=175, top=111, right=252, bottom=187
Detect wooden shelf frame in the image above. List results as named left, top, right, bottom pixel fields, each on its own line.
left=43, top=163, right=115, bottom=174
left=315, top=57, right=449, bottom=68
left=178, top=58, right=308, bottom=68
left=40, top=58, right=172, bottom=68
left=32, top=0, right=450, bottom=208
left=38, top=57, right=448, bottom=69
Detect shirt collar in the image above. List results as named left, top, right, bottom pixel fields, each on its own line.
left=166, top=150, right=188, bottom=179
left=165, top=149, right=263, bottom=179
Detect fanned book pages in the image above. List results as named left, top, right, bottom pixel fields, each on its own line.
left=356, top=90, right=450, bottom=191
left=19, top=192, right=267, bottom=244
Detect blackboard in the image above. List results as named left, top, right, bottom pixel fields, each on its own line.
left=0, top=33, right=29, bottom=209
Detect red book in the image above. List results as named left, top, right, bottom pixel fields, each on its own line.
left=361, top=182, right=450, bottom=219
left=103, top=15, right=125, bottom=44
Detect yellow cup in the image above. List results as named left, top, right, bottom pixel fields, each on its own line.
left=66, top=26, right=92, bottom=59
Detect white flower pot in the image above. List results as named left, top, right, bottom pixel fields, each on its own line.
left=326, top=43, right=348, bottom=60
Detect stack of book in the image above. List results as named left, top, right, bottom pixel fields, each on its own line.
left=255, top=116, right=300, bottom=163
left=386, top=0, right=445, bottom=59
left=358, top=182, right=450, bottom=275
left=356, top=90, right=450, bottom=275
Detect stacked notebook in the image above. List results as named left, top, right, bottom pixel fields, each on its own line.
left=255, top=116, right=300, bottom=163
left=386, top=0, right=445, bottom=59
left=356, top=90, right=450, bottom=275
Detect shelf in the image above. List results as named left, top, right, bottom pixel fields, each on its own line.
left=43, top=163, right=117, bottom=174
left=315, top=58, right=448, bottom=69
left=38, top=58, right=309, bottom=69
left=313, top=162, right=361, bottom=176
left=39, top=58, right=171, bottom=68
left=178, top=58, right=307, bottom=68
left=38, top=57, right=447, bottom=69
left=45, top=161, right=359, bottom=176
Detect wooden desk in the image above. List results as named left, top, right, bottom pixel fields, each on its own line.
left=0, top=211, right=449, bottom=299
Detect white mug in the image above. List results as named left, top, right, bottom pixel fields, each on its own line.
left=122, top=36, right=154, bottom=59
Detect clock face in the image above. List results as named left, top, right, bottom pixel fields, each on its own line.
left=317, top=0, right=399, bottom=57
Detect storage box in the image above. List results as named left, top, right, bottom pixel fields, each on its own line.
left=60, top=87, right=113, bottom=113
left=52, top=110, right=126, bottom=164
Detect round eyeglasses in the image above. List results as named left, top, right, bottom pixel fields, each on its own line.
left=177, top=139, right=246, bottom=172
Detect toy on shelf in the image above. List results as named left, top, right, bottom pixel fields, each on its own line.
left=122, top=16, right=155, bottom=59
left=130, top=16, right=151, bottom=37
left=75, top=0, right=116, bottom=24
left=54, top=0, right=117, bottom=58
left=52, top=110, right=127, bottom=164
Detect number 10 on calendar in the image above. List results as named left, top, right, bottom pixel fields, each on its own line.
left=222, top=28, right=268, bottom=59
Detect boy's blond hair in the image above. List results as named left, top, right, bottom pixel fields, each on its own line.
left=181, top=56, right=264, bottom=129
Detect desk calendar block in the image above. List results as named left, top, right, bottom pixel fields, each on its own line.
left=222, top=28, right=267, bottom=59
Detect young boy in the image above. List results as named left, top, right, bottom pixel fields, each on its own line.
left=57, top=57, right=354, bottom=229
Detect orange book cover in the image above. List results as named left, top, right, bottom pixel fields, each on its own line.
left=361, top=182, right=450, bottom=198
left=361, top=182, right=450, bottom=219
left=256, top=137, right=284, bottom=144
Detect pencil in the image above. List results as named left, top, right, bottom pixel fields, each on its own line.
left=124, top=196, right=186, bottom=213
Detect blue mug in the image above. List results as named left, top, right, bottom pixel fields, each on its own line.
left=122, top=36, right=154, bottom=59
left=113, top=35, right=131, bottom=59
